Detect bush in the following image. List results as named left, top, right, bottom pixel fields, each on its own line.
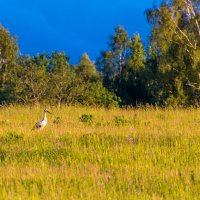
left=80, top=81, right=120, bottom=108
left=114, top=115, right=128, bottom=126
left=80, top=114, right=93, bottom=124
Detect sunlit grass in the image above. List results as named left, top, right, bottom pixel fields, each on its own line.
left=0, top=105, right=199, bottom=199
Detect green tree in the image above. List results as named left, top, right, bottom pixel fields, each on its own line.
left=127, top=34, right=145, bottom=70
left=96, top=51, right=115, bottom=90
left=97, top=27, right=149, bottom=105
left=96, top=26, right=129, bottom=93
left=48, top=51, right=83, bottom=106
left=12, top=55, right=49, bottom=104
left=121, top=34, right=147, bottom=105
left=110, top=25, right=129, bottom=78
left=0, top=24, right=18, bottom=102
left=76, top=53, right=99, bottom=81
left=146, top=0, right=200, bottom=105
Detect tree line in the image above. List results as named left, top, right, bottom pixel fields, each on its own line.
left=0, top=0, right=199, bottom=107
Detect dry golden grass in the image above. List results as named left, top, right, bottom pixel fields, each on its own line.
left=0, top=105, right=199, bottom=199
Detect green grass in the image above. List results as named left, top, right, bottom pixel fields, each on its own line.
left=0, top=105, right=199, bottom=199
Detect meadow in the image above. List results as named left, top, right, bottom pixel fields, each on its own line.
left=0, top=105, right=199, bottom=199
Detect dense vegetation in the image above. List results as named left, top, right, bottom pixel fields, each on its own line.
left=0, top=0, right=199, bottom=107
left=0, top=106, right=199, bottom=199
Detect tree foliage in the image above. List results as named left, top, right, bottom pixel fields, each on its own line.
left=76, top=53, right=99, bottom=82
left=0, top=1, right=200, bottom=107
left=146, top=0, right=200, bottom=105
left=0, top=24, right=18, bottom=102
left=97, top=26, right=147, bottom=105
left=12, top=55, right=49, bottom=104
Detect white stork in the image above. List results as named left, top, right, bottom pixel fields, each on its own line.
left=32, top=108, right=51, bottom=130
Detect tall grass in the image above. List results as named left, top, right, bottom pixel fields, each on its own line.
left=0, top=105, right=199, bottom=199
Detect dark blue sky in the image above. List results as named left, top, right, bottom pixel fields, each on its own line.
left=0, top=0, right=160, bottom=64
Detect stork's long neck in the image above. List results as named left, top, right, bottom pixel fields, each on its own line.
left=43, top=111, right=47, bottom=122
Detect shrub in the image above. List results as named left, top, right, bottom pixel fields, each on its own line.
left=114, top=115, right=128, bottom=126
left=80, top=114, right=93, bottom=124
left=53, top=116, right=61, bottom=124
left=80, top=82, right=120, bottom=108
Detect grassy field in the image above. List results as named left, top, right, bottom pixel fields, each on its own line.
left=0, top=105, right=199, bottom=199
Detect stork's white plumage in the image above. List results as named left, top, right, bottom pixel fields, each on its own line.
left=33, top=108, right=51, bottom=130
